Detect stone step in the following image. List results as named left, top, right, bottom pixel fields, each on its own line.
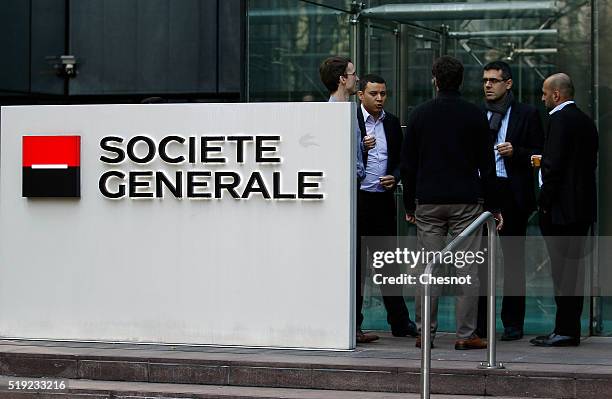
left=0, top=377, right=555, bottom=399
left=0, top=337, right=610, bottom=398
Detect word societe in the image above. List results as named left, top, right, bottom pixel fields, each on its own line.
left=98, top=135, right=324, bottom=200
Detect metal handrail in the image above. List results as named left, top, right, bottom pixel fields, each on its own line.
left=420, top=211, right=504, bottom=399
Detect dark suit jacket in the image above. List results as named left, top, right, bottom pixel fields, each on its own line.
left=357, top=106, right=403, bottom=185
left=400, top=90, right=498, bottom=213
left=540, top=103, right=598, bottom=225
left=491, top=101, right=544, bottom=214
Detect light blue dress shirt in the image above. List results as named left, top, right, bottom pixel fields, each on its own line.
left=360, top=104, right=388, bottom=192
left=328, top=96, right=365, bottom=180
left=488, top=107, right=511, bottom=178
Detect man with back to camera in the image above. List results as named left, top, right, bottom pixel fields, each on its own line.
left=530, top=73, right=598, bottom=347
left=355, top=74, right=418, bottom=339
left=476, top=61, right=544, bottom=341
left=319, top=56, right=377, bottom=343
left=401, top=56, right=502, bottom=350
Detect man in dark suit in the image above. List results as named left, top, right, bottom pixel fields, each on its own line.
left=476, top=61, right=544, bottom=341
left=530, top=73, right=598, bottom=347
left=402, top=57, right=502, bottom=350
left=356, top=74, right=417, bottom=339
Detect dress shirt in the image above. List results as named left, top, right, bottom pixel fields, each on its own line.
left=488, top=107, right=511, bottom=178
left=549, top=100, right=575, bottom=115
left=539, top=100, right=576, bottom=187
left=360, top=104, right=388, bottom=192
left=329, top=96, right=365, bottom=180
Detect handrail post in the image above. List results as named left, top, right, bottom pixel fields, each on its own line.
left=478, top=218, right=505, bottom=370
left=421, top=283, right=431, bottom=399
left=420, top=212, right=504, bottom=399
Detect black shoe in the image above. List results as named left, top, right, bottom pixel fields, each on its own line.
left=529, top=333, right=579, bottom=347
left=391, top=320, right=418, bottom=337
left=501, top=327, right=524, bottom=341
left=356, top=329, right=379, bottom=343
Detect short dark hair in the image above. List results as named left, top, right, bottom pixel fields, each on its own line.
left=357, top=74, right=385, bottom=92
left=432, top=56, right=464, bottom=91
left=483, top=61, right=513, bottom=80
left=319, top=56, right=352, bottom=94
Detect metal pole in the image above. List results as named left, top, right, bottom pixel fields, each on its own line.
left=479, top=219, right=504, bottom=369
left=590, top=0, right=601, bottom=336
left=421, top=283, right=431, bottom=399
left=448, top=29, right=558, bottom=38
left=419, top=212, right=504, bottom=399
left=439, top=24, right=449, bottom=57
left=350, top=1, right=362, bottom=71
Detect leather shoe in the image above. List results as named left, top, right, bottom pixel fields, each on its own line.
left=415, top=335, right=435, bottom=348
left=529, top=333, right=579, bottom=347
left=356, top=329, right=379, bottom=343
left=501, top=327, right=524, bottom=341
left=392, top=320, right=418, bottom=337
left=455, top=335, right=487, bottom=350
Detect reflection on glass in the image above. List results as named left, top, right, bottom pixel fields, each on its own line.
left=248, top=0, right=605, bottom=336
left=249, top=0, right=351, bottom=102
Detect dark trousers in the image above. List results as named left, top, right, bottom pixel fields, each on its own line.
left=539, top=211, right=590, bottom=338
left=356, top=190, right=411, bottom=329
left=477, top=178, right=529, bottom=335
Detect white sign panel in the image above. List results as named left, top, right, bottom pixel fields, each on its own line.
left=0, top=103, right=356, bottom=350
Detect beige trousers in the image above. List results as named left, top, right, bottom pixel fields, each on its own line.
left=414, top=203, right=483, bottom=339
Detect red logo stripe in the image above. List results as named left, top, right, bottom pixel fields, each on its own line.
left=23, top=136, right=80, bottom=167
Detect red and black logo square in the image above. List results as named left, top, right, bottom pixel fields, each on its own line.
left=22, top=135, right=81, bottom=198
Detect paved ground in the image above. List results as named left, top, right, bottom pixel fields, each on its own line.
left=1, top=332, right=611, bottom=372
left=0, top=376, right=554, bottom=399
left=0, top=334, right=611, bottom=398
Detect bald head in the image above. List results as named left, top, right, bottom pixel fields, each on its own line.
left=542, top=73, right=575, bottom=110
left=546, top=73, right=574, bottom=99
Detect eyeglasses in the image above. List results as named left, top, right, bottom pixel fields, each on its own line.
left=482, top=78, right=508, bottom=85
left=345, top=71, right=357, bottom=77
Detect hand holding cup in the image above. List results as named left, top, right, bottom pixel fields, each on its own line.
left=531, top=154, right=542, bottom=168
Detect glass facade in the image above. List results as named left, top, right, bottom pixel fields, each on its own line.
left=248, top=0, right=611, bottom=336
left=0, top=0, right=243, bottom=102
left=248, top=0, right=352, bottom=102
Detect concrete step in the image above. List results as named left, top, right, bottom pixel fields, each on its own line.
left=0, top=377, right=555, bottom=399
left=0, top=336, right=610, bottom=398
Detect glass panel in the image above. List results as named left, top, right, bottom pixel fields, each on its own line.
left=362, top=23, right=399, bottom=115
left=363, top=0, right=595, bottom=335
left=302, top=0, right=353, bottom=12
left=596, top=0, right=612, bottom=336
left=248, top=0, right=351, bottom=102
left=70, top=0, right=220, bottom=95
left=247, top=0, right=602, bottom=336
left=0, top=0, right=31, bottom=95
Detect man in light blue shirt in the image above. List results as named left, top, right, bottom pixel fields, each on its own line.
left=320, top=56, right=373, bottom=343
left=320, top=56, right=365, bottom=181
left=356, top=74, right=417, bottom=339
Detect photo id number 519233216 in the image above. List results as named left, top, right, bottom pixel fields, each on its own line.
left=5, top=378, right=68, bottom=391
